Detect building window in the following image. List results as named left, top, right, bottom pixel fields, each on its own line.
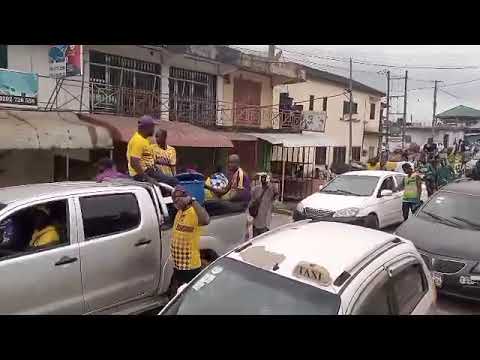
left=322, top=97, right=328, bottom=112
left=343, top=101, right=358, bottom=115
left=169, top=66, right=217, bottom=126
left=368, top=146, right=375, bottom=159
left=315, top=147, right=327, bottom=165
left=309, top=95, right=315, bottom=111
left=333, top=147, right=346, bottom=164
left=89, top=50, right=162, bottom=115
left=0, top=45, right=7, bottom=69
left=352, top=147, right=361, bottom=161
left=370, top=103, right=376, bottom=120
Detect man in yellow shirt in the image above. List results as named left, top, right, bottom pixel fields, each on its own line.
left=127, top=116, right=178, bottom=186
left=127, top=115, right=156, bottom=181
left=168, top=185, right=210, bottom=297
left=30, top=207, right=60, bottom=248
left=152, top=129, right=176, bottom=176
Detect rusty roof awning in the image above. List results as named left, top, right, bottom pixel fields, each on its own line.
left=0, top=110, right=113, bottom=150
left=80, top=113, right=234, bottom=148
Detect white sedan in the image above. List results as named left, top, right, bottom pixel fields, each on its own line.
left=293, top=170, right=427, bottom=229
left=160, top=221, right=436, bottom=315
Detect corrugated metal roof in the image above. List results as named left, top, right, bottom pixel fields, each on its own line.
left=81, top=113, right=233, bottom=148
left=214, top=131, right=258, bottom=142
left=437, top=105, right=480, bottom=119
left=244, top=131, right=337, bottom=147
left=0, top=110, right=113, bottom=150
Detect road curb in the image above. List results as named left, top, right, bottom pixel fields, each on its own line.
left=273, top=208, right=293, bottom=216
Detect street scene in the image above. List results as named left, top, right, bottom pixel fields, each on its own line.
left=0, top=44, right=479, bottom=314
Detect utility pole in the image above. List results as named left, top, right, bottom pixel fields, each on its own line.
left=385, top=70, right=390, bottom=152
left=348, top=58, right=353, bottom=165
left=432, top=80, right=438, bottom=140
left=268, top=45, right=276, bottom=59
left=402, top=70, right=408, bottom=150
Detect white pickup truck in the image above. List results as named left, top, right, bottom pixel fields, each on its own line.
left=0, top=180, right=247, bottom=314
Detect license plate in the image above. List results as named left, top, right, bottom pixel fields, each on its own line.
left=432, top=272, right=443, bottom=288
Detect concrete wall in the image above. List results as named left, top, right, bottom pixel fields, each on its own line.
left=274, top=78, right=382, bottom=164
left=405, top=127, right=465, bottom=148
left=0, top=150, right=54, bottom=187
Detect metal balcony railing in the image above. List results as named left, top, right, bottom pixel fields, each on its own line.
left=89, top=83, right=302, bottom=130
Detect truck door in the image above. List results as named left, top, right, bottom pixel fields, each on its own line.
left=0, top=198, right=84, bottom=314
left=76, top=190, right=160, bottom=312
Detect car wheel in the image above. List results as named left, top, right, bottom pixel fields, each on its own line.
left=365, top=214, right=379, bottom=229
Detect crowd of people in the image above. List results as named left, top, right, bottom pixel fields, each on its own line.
left=92, top=115, right=281, bottom=295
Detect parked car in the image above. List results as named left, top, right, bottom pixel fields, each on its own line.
left=395, top=179, right=480, bottom=302
left=0, top=180, right=246, bottom=314
left=293, top=171, right=428, bottom=229
left=160, top=221, right=436, bottom=315
left=465, top=152, right=480, bottom=177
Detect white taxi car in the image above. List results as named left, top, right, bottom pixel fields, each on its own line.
left=294, top=170, right=428, bottom=229
left=160, top=221, right=436, bottom=315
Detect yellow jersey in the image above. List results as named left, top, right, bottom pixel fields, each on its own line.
left=151, top=143, right=176, bottom=176
left=127, top=132, right=154, bottom=176
left=30, top=225, right=60, bottom=247
left=171, top=206, right=201, bottom=270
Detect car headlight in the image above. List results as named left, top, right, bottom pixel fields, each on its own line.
left=471, top=263, right=480, bottom=274
left=296, top=202, right=305, bottom=213
left=333, top=207, right=360, bottom=218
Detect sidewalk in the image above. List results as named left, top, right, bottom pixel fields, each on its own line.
left=273, top=200, right=297, bottom=216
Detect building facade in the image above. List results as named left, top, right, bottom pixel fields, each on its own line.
left=0, top=45, right=306, bottom=186
left=273, top=67, right=385, bottom=169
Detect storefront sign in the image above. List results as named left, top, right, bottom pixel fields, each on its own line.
left=48, top=45, right=83, bottom=78
left=0, top=69, right=38, bottom=107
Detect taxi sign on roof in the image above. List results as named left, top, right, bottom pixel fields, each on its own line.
left=293, top=261, right=332, bottom=286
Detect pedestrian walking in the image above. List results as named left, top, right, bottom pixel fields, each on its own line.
left=401, top=163, right=422, bottom=221
left=436, top=158, right=455, bottom=188
left=167, top=185, right=210, bottom=298
left=248, top=173, right=279, bottom=237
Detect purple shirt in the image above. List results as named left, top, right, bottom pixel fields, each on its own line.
left=96, top=169, right=130, bottom=182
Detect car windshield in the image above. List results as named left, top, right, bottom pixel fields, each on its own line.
left=417, top=191, right=480, bottom=231
left=162, top=257, right=341, bottom=315
left=321, top=175, right=380, bottom=196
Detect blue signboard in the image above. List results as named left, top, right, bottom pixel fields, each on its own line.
left=0, top=69, right=38, bottom=106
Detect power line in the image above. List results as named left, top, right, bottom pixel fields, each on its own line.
left=277, top=47, right=480, bottom=70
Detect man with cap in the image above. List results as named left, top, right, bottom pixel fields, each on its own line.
left=168, top=185, right=210, bottom=296
left=127, top=116, right=178, bottom=187
left=127, top=115, right=156, bottom=182
left=248, top=173, right=278, bottom=237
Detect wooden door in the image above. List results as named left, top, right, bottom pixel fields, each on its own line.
left=233, top=78, right=261, bottom=126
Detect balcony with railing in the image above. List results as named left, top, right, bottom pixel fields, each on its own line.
left=89, top=83, right=303, bottom=131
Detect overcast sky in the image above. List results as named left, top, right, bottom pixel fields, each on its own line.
left=239, top=45, right=480, bottom=124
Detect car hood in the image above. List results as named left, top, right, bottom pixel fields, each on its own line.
left=396, top=216, right=480, bottom=260
left=300, top=192, right=369, bottom=211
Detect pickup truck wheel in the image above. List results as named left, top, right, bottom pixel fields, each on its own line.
left=365, top=214, right=379, bottom=229
left=200, top=249, right=219, bottom=267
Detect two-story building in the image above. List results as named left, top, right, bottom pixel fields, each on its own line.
left=272, top=66, right=385, bottom=169
left=0, top=45, right=306, bottom=186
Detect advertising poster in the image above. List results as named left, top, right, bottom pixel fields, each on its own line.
left=0, top=69, right=38, bottom=107
left=48, top=45, right=83, bottom=78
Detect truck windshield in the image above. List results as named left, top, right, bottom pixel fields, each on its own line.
left=321, top=175, right=380, bottom=197
left=162, top=258, right=341, bottom=315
